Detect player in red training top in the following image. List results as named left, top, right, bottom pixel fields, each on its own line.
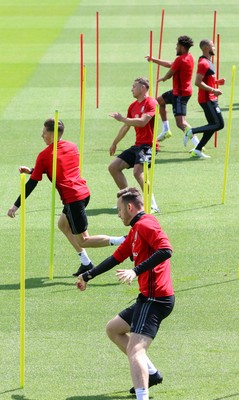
left=147, top=35, right=199, bottom=149
left=76, top=187, right=175, bottom=400
left=7, top=118, right=125, bottom=276
left=109, top=77, right=160, bottom=213
left=183, top=39, right=225, bottom=158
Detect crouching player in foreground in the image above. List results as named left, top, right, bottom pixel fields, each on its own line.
left=76, top=187, right=175, bottom=400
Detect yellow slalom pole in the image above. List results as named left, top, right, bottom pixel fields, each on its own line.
left=80, top=65, right=86, bottom=175
left=222, top=65, right=236, bottom=204
left=20, top=173, right=26, bottom=388
left=49, top=110, right=59, bottom=280
left=143, top=161, right=149, bottom=213
left=148, top=104, right=159, bottom=210
left=149, top=31, right=153, bottom=97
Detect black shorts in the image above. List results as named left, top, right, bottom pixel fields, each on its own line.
left=162, top=90, right=191, bottom=116
left=117, top=145, right=152, bottom=169
left=119, top=293, right=175, bottom=339
left=62, top=196, right=90, bottom=234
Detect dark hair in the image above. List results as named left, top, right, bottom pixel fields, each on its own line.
left=199, top=39, right=211, bottom=50
left=117, top=187, right=144, bottom=209
left=177, top=35, right=194, bottom=50
left=44, top=118, right=65, bottom=135
left=134, top=77, right=150, bottom=90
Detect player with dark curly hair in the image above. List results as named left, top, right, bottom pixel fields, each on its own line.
left=146, top=35, right=199, bottom=148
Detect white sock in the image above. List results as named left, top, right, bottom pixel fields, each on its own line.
left=191, top=135, right=199, bottom=146
left=78, top=250, right=91, bottom=265
left=146, top=357, right=157, bottom=375
left=109, top=236, right=125, bottom=246
left=135, top=388, right=149, bottom=400
left=151, top=193, right=158, bottom=209
left=162, top=120, right=170, bottom=132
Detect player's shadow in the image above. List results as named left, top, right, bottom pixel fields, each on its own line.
left=213, top=394, right=239, bottom=399
left=66, top=393, right=154, bottom=400
left=175, top=278, right=237, bottom=293
left=86, top=208, right=118, bottom=216
left=221, top=102, right=239, bottom=111
left=0, top=276, right=73, bottom=291
left=0, top=277, right=119, bottom=292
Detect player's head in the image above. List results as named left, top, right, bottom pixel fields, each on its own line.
left=42, top=118, right=65, bottom=145
left=44, top=118, right=65, bottom=136
left=176, top=35, right=194, bottom=55
left=199, top=39, right=215, bottom=56
left=132, top=77, right=150, bottom=99
left=117, top=187, right=144, bottom=226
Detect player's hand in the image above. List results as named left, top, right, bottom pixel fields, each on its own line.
left=109, top=112, right=123, bottom=122
left=216, top=78, right=225, bottom=86
left=19, top=166, right=32, bottom=174
left=7, top=205, right=18, bottom=218
left=213, top=88, right=223, bottom=96
left=145, top=55, right=152, bottom=62
left=109, top=143, right=117, bottom=156
left=116, top=269, right=136, bottom=285
left=76, top=275, right=87, bottom=291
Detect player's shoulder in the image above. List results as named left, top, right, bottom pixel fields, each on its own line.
left=198, top=56, right=209, bottom=65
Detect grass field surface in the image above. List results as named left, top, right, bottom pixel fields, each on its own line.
left=1, top=1, right=239, bottom=399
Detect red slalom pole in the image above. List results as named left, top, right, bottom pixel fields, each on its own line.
left=96, top=11, right=99, bottom=108
left=214, top=33, right=220, bottom=147
left=212, top=10, right=216, bottom=64
left=155, top=9, right=165, bottom=98
left=80, top=33, right=84, bottom=117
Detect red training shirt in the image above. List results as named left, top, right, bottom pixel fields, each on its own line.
left=113, top=214, right=174, bottom=298
left=127, top=96, right=158, bottom=147
left=171, top=53, right=194, bottom=96
left=196, top=56, right=217, bottom=103
left=31, top=140, right=90, bottom=204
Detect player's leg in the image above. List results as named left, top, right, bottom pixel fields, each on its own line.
left=127, top=333, right=152, bottom=399
left=106, top=314, right=131, bottom=354
left=108, top=152, right=131, bottom=189
left=58, top=201, right=125, bottom=275
left=129, top=295, right=175, bottom=396
left=134, top=147, right=160, bottom=213
left=156, top=91, right=173, bottom=141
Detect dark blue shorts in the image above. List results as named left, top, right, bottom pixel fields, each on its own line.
left=162, top=90, right=191, bottom=116
left=117, top=145, right=152, bottom=169
left=62, top=196, right=90, bottom=234
left=119, top=293, right=175, bottom=339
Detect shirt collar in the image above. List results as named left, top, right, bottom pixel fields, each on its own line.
left=130, top=211, right=145, bottom=227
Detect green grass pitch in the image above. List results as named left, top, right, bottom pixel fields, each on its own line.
left=0, top=0, right=239, bottom=399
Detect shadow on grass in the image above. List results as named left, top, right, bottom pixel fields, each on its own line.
left=155, top=155, right=209, bottom=164
left=161, top=202, right=222, bottom=216
left=65, top=392, right=154, bottom=400
left=213, top=394, right=239, bottom=399
left=0, top=277, right=119, bottom=291
left=175, top=278, right=238, bottom=293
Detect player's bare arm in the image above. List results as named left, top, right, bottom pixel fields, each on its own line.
left=145, top=55, right=173, bottom=68
left=109, top=124, right=130, bottom=156
left=110, top=112, right=152, bottom=128
left=195, top=73, right=223, bottom=96
left=157, top=68, right=175, bottom=83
